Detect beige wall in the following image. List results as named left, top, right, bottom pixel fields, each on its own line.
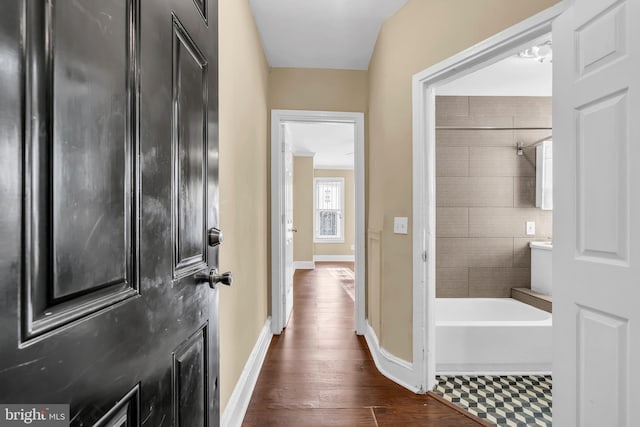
left=367, top=0, right=561, bottom=361
left=269, top=68, right=368, bottom=112
left=267, top=68, right=369, bottom=313
left=219, top=0, right=269, bottom=412
left=436, top=96, right=553, bottom=298
left=293, top=156, right=314, bottom=262
left=314, top=169, right=355, bottom=256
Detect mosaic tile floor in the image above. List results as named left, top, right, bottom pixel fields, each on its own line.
left=433, top=375, right=552, bottom=427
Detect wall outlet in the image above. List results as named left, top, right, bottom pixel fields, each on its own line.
left=526, top=221, right=536, bottom=236
left=394, top=217, right=409, bottom=234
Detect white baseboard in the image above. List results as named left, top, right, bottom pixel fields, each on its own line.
left=221, top=318, right=273, bottom=427
left=313, top=255, right=355, bottom=262
left=364, top=323, right=423, bottom=394
left=293, top=261, right=315, bottom=270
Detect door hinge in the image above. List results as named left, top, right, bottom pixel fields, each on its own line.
left=422, top=250, right=428, bottom=262
left=281, top=142, right=286, bottom=152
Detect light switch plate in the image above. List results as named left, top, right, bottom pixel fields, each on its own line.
left=394, top=217, right=409, bottom=234
left=526, top=221, right=536, bottom=236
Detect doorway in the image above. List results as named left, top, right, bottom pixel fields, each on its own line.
left=430, top=35, right=555, bottom=425
left=411, top=4, right=565, bottom=393
left=270, top=110, right=366, bottom=335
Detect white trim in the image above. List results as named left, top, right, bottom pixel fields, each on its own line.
left=314, top=165, right=354, bottom=170
left=364, top=323, right=422, bottom=393
left=293, top=261, right=315, bottom=270
left=271, top=110, right=366, bottom=335
left=221, top=318, right=273, bottom=427
left=411, top=2, right=567, bottom=393
left=437, top=369, right=553, bottom=376
left=313, top=255, right=355, bottom=262
left=293, top=151, right=316, bottom=157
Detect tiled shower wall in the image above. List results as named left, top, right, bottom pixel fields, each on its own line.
left=436, top=96, right=553, bottom=298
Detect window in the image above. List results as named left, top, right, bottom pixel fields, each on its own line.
left=314, top=177, right=344, bottom=242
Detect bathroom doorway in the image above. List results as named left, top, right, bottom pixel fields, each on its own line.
left=428, top=36, right=555, bottom=425
left=414, top=1, right=640, bottom=424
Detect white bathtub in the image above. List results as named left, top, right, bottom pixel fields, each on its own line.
left=436, top=298, right=552, bottom=374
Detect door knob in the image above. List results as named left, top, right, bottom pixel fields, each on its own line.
left=195, top=268, right=233, bottom=289
left=289, top=227, right=298, bottom=232
left=208, top=227, right=224, bottom=247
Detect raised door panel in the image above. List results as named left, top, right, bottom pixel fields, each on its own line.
left=173, top=324, right=209, bottom=427
left=577, top=307, right=628, bottom=426
left=94, top=385, right=141, bottom=427
left=576, top=90, right=628, bottom=264
left=22, top=0, right=139, bottom=341
left=172, top=15, right=209, bottom=279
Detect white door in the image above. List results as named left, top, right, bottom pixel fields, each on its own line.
left=554, top=0, right=638, bottom=425
left=283, top=124, right=295, bottom=326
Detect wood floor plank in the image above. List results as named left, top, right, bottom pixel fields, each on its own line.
left=241, top=262, right=484, bottom=426
left=243, top=408, right=376, bottom=427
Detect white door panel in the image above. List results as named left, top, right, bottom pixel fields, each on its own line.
left=554, top=0, right=638, bottom=425
left=283, top=124, right=294, bottom=325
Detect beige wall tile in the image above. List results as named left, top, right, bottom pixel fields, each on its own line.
left=437, top=114, right=513, bottom=128
left=437, top=238, right=513, bottom=268
left=436, top=268, right=469, bottom=298
left=514, top=177, right=536, bottom=208
left=513, top=238, right=532, bottom=268
left=437, top=177, right=514, bottom=207
left=512, top=97, right=552, bottom=117
left=469, top=207, right=552, bottom=238
left=437, top=130, right=514, bottom=147
left=514, top=115, right=552, bottom=129
left=436, top=208, right=468, bottom=237
left=469, top=96, right=517, bottom=117
left=515, top=129, right=553, bottom=146
left=434, top=95, right=553, bottom=301
left=469, top=268, right=530, bottom=297
left=468, top=238, right=514, bottom=268
left=469, top=97, right=550, bottom=118
left=436, top=96, right=469, bottom=120
left=537, top=210, right=553, bottom=239
left=469, top=147, right=535, bottom=177
left=437, top=238, right=467, bottom=267
left=436, top=146, right=469, bottom=177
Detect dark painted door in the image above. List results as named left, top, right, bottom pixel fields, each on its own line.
left=0, top=0, right=221, bottom=425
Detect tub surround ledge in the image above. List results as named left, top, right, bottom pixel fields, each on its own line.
left=511, top=287, right=552, bottom=313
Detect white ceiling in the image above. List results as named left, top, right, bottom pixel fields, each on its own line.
left=437, top=53, right=552, bottom=96
left=249, top=0, right=409, bottom=70
left=286, top=122, right=355, bottom=169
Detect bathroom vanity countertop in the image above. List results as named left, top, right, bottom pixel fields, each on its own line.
left=530, top=241, right=552, bottom=250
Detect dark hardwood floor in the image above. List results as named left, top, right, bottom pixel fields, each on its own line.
left=242, top=262, right=487, bottom=426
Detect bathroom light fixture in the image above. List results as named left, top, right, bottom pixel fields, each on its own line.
left=518, top=41, right=552, bottom=63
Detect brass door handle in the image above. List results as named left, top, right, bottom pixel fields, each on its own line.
left=289, top=227, right=298, bottom=232
left=195, top=268, right=233, bottom=289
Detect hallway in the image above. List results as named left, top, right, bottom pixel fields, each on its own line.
left=242, top=263, right=486, bottom=426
